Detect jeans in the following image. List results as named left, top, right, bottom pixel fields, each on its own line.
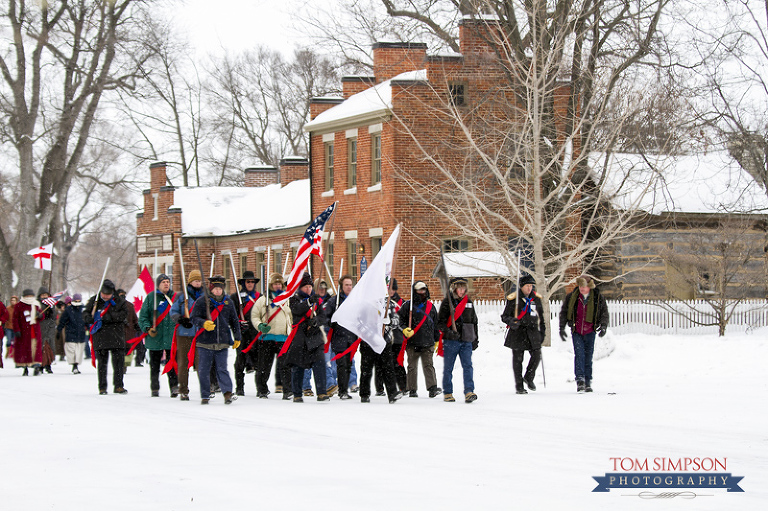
left=149, top=349, right=179, bottom=393
left=196, top=347, right=233, bottom=399
left=442, top=340, right=474, bottom=395
left=291, top=358, right=327, bottom=397
left=572, top=331, right=596, bottom=383
left=304, top=348, right=341, bottom=390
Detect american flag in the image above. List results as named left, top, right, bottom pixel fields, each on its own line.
left=273, top=203, right=336, bottom=305
left=42, top=291, right=66, bottom=308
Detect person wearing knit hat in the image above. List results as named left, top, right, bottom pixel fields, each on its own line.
left=283, top=273, right=329, bottom=402
left=319, top=274, right=360, bottom=400
left=438, top=277, right=479, bottom=403
left=501, top=275, right=546, bottom=394
left=397, top=281, right=442, bottom=398
left=138, top=272, right=179, bottom=397
left=169, top=268, right=206, bottom=400
left=190, top=274, right=241, bottom=405
left=13, top=288, right=43, bottom=375
left=252, top=272, right=293, bottom=399
left=231, top=270, right=261, bottom=396
left=558, top=276, right=609, bottom=393
left=36, top=287, right=56, bottom=374
left=386, top=279, right=408, bottom=394
left=57, top=292, right=87, bottom=374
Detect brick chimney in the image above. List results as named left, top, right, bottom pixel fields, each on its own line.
left=342, top=76, right=376, bottom=99
left=244, top=166, right=278, bottom=187
left=372, top=42, right=428, bottom=83
left=459, top=18, right=503, bottom=56
left=279, top=157, right=309, bottom=186
left=310, top=97, right=344, bottom=120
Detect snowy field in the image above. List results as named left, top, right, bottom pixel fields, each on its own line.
left=2, top=313, right=766, bottom=510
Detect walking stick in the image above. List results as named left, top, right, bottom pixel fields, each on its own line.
left=177, top=238, right=189, bottom=317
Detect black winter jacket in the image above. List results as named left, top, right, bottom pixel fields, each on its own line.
left=437, top=293, right=479, bottom=343
left=559, top=288, right=609, bottom=333
left=398, top=295, right=440, bottom=349
left=83, top=295, right=130, bottom=350
left=230, top=289, right=259, bottom=342
left=320, top=293, right=358, bottom=353
left=284, top=292, right=325, bottom=368
left=501, top=292, right=546, bottom=351
left=57, top=304, right=86, bottom=343
left=190, top=294, right=241, bottom=347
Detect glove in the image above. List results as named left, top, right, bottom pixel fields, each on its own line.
left=233, top=340, right=241, bottom=350
left=382, top=317, right=391, bottom=325
left=203, top=320, right=215, bottom=332
left=508, top=319, right=520, bottom=330
left=239, top=320, right=249, bottom=330
left=559, top=329, right=567, bottom=342
left=444, top=329, right=459, bottom=341
left=598, top=327, right=607, bottom=338
left=402, top=327, right=414, bottom=338
left=179, top=317, right=192, bottom=329
left=308, top=294, right=319, bottom=305
left=306, top=317, right=320, bottom=336
left=472, top=340, right=479, bottom=351
left=257, top=323, right=271, bottom=333
left=434, top=341, right=440, bottom=351
left=148, top=327, right=157, bottom=337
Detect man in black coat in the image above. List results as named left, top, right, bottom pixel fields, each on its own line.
left=320, top=274, right=358, bottom=399
left=83, top=279, right=130, bottom=395
left=559, top=276, right=609, bottom=393
left=230, top=270, right=260, bottom=396
left=284, top=273, right=328, bottom=402
left=501, top=275, right=546, bottom=395
left=398, top=281, right=442, bottom=398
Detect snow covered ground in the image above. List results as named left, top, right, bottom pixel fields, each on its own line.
left=2, top=313, right=765, bottom=510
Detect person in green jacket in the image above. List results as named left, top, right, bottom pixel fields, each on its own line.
left=138, top=273, right=179, bottom=397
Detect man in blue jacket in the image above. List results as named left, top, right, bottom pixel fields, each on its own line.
left=190, top=274, right=241, bottom=405
left=170, top=270, right=205, bottom=401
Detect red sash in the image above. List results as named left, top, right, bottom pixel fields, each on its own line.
left=187, top=302, right=225, bottom=369
left=241, top=301, right=284, bottom=354
left=126, top=293, right=177, bottom=355
left=331, top=338, right=361, bottom=362
left=438, top=295, right=469, bottom=357
left=277, top=303, right=317, bottom=358
left=90, top=337, right=96, bottom=368
left=397, top=301, right=433, bottom=366
left=161, top=324, right=180, bottom=375
left=241, top=292, right=261, bottom=316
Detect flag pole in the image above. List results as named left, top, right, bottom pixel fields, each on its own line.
left=177, top=238, right=189, bottom=317
left=209, top=253, right=215, bottom=278
left=408, top=255, right=415, bottom=329
left=229, top=252, right=245, bottom=321
left=313, top=201, right=338, bottom=293
left=194, top=240, right=211, bottom=321
left=382, top=224, right=402, bottom=328
left=92, top=258, right=111, bottom=316
left=323, top=260, right=338, bottom=296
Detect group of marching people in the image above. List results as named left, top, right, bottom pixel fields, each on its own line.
left=2, top=268, right=609, bottom=400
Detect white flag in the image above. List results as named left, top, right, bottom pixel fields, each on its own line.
left=27, top=243, right=55, bottom=271
left=333, top=224, right=400, bottom=354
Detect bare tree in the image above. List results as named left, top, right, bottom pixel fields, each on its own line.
left=356, top=1, right=678, bottom=342
left=206, top=46, right=341, bottom=180
left=0, top=0, right=150, bottom=299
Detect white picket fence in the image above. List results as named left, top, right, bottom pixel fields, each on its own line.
left=458, top=299, right=768, bottom=335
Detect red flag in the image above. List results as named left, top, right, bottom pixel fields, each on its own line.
left=125, top=266, right=155, bottom=313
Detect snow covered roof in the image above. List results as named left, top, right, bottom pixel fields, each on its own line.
left=592, top=150, right=768, bottom=215
left=439, top=251, right=518, bottom=278
left=172, top=179, right=310, bottom=237
left=304, top=70, right=428, bottom=133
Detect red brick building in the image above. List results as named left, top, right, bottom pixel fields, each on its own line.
left=137, top=19, right=572, bottom=300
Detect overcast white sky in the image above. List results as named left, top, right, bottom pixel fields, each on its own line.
left=174, top=0, right=322, bottom=56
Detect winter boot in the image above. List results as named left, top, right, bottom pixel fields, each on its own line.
left=524, top=375, right=536, bottom=391
left=360, top=396, right=370, bottom=403
left=585, top=381, right=593, bottom=393
left=349, top=384, right=359, bottom=393
left=408, top=390, right=418, bottom=398
left=45, top=365, right=53, bottom=374
left=99, top=390, right=108, bottom=395
left=317, top=394, right=330, bottom=402
left=326, top=384, right=338, bottom=397
left=293, top=396, right=304, bottom=403
left=73, top=364, right=81, bottom=374
left=275, top=385, right=283, bottom=394
left=282, top=391, right=293, bottom=400
left=577, top=380, right=586, bottom=393
left=224, top=392, right=236, bottom=404
left=389, top=392, right=403, bottom=404
left=180, top=394, right=190, bottom=401
left=33, top=366, right=42, bottom=376
left=443, top=393, right=456, bottom=402
left=375, top=390, right=386, bottom=397
left=428, top=386, right=443, bottom=398
left=465, top=392, right=478, bottom=403
left=201, top=398, right=209, bottom=405
left=171, top=386, right=180, bottom=398
left=339, top=392, right=352, bottom=400
left=151, top=390, right=159, bottom=397
left=303, top=389, right=315, bottom=397
left=236, top=387, right=245, bottom=397
left=115, top=387, right=128, bottom=394
left=22, top=367, right=29, bottom=376
left=515, top=384, right=528, bottom=395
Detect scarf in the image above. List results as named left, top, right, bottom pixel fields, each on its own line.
left=20, top=296, right=41, bottom=324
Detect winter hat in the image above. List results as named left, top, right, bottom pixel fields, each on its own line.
left=238, top=270, right=259, bottom=286
left=101, top=279, right=116, bottom=295
left=519, top=275, right=536, bottom=287
left=450, top=277, right=468, bottom=289
left=390, top=278, right=398, bottom=291
left=209, top=274, right=226, bottom=291
left=314, top=278, right=328, bottom=290
left=63, top=296, right=72, bottom=305
left=269, top=273, right=284, bottom=286
left=72, top=293, right=83, bottom=301
left=156, top=273, right=171, bottom=287
left=575, top=276, right=596, bottom=289
left=38, top=286, right=50, bottom=297
left=299, top=272, right=314, bottom=288
left=413, top=281, right=427, bottom=291
left=22, top=288, right=35, bottom=297
left=188, top=269, right=202, bottom=283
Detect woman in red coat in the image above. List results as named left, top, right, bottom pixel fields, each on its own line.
left=13, top=289, right=43, bottom=375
